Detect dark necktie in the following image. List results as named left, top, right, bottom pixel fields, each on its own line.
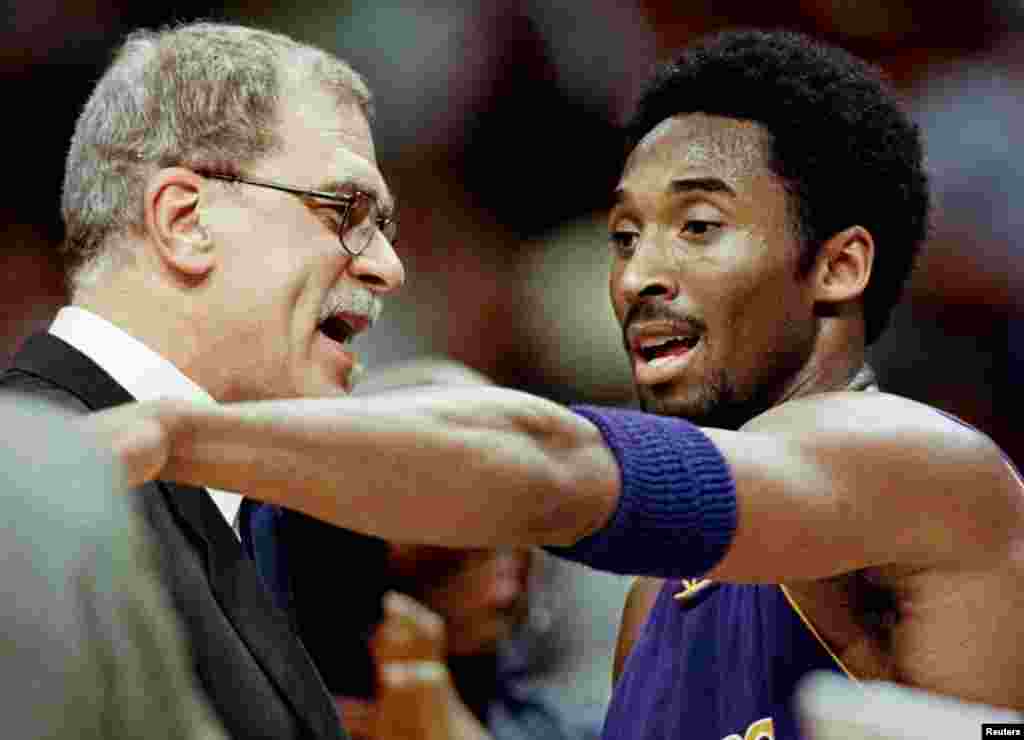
left=239, top=499, right=292, bottom=615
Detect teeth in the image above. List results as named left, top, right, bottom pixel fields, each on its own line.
left=641, top=335, right=689, bottom=349
left=637, top=334, right=701, bottom=364
left=638, top=335, right=696, bottom=350
left=647, top=355, right=677, bottom=368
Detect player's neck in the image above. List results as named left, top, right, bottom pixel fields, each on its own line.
left=778, top=324, right=870, bottom=403
left=779, top=358, right=871, bottom=406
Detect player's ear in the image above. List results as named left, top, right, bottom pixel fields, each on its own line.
left=812, top=225, right=874, bottom=306
left=144, top=167, right=215, bottom=279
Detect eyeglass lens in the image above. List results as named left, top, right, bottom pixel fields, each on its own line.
left=342, top=193, right=396, bottom=255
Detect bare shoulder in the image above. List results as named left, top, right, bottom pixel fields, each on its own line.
left=704, top=390, right=1024, bottom=577
left=743, top=391, right=1011, bottom=472
left=747, top=390, right=972, bottom=435
left=750, top=390, right=1023, bottom=519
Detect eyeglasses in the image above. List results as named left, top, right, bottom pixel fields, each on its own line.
left=199, top=172, right=397, bottom=257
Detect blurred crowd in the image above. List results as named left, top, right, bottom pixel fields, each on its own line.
left=2, top=1, right=1024, bottom=738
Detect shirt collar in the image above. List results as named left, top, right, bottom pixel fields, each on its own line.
left=49, top=306, right=243, bottom=531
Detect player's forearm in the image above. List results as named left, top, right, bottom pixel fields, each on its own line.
left=157, top=388, right=620, bottom=548
left=86, top=393, right=743, bottom=579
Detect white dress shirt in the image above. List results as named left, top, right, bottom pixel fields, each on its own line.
left=50, top=306, right=243, bottom=537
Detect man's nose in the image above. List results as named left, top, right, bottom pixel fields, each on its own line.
left=618, top=236, right=679, bottom=305
left=348, top=232, right=405, bottom=293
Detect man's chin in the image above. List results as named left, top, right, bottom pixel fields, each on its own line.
left=639, top=386, right=771, bottom=430
left=638, top=387, right=725, bottom=426
left=637, top=386, right=700, bottom=419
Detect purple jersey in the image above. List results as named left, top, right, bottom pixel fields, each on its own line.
left=603, top=581, right=846, bottom=740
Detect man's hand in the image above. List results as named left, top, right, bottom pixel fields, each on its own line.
left=76, top=401, right=178, bottom=488
left=337, top=592, right=491, bottom=740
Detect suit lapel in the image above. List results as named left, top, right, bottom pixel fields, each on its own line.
left=9, top=332, right=136, bottom=409
left=164, top=476, right=342, bottom=739
left=8, top=333, right=341, bottom=739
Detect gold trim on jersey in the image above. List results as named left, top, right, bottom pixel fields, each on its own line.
left=778, top=584, right=859, bottom=682
left=674, top=578, right=715, bottom=602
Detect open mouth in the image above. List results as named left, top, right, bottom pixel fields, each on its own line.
left=318, top=315, right=356, bottom=345
left=637, top=334, right=700, bottom=365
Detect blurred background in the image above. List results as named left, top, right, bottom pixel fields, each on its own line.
left=3, top=0, right=1023, bottom=719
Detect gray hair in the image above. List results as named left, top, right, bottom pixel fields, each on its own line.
left=62, top=22, right=372, bottom=293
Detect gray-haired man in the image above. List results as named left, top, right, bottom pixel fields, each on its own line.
left=2, top=21, right=403, bottom=740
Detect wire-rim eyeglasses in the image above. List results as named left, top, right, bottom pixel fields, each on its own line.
left=198, top=171, right=397, bottom=257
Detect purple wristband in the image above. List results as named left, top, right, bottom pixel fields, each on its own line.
left=546, top=405, right=737, bottom=578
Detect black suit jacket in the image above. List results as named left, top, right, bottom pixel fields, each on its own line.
left=1, top=333, right=348, bottom=740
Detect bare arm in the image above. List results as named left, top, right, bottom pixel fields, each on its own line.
left=129, top=386, right=620, bottom=548
left=84, top=387, right=1024, bottom=579
left=612, top=577, right=663, bottom=685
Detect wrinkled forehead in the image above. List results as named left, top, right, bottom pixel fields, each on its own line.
left=277, top=86, right=390, bottom=203
left=279, top=63, right=376, bottom=155
left=620, top=113, right=774, bottom=193
left=294, top=97, right=376, bottom=162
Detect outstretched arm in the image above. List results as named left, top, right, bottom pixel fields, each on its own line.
left=83, top=386, right=1024, bottom=581
left=86, top=386, right=620, bottom=549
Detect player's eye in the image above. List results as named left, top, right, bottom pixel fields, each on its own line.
left=609, top=230, right=639, bottom=256
left=681, top=220, right=722, bottom=238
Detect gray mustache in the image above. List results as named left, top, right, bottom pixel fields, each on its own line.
left=320, top=287, right=382, bottom=326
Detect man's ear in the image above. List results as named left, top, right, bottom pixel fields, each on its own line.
left=812, top=225, right=874, bottom=306
left=144, top=168, right=215, bottom=278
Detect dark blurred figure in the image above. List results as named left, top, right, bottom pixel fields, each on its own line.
left=388, top=544, right=599, bottom=740
left=0, top=218, right=66, bottom=368
left=273, top=510, right=600, bottom=740
left=902, top=41, right=1024, bottom=467
left=0, top=393, right=225, bottom=740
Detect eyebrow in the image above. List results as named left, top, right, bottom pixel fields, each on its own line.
left=612, top=176, right=737, bottom=206
left=669, top=177, right=736, bottom=197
